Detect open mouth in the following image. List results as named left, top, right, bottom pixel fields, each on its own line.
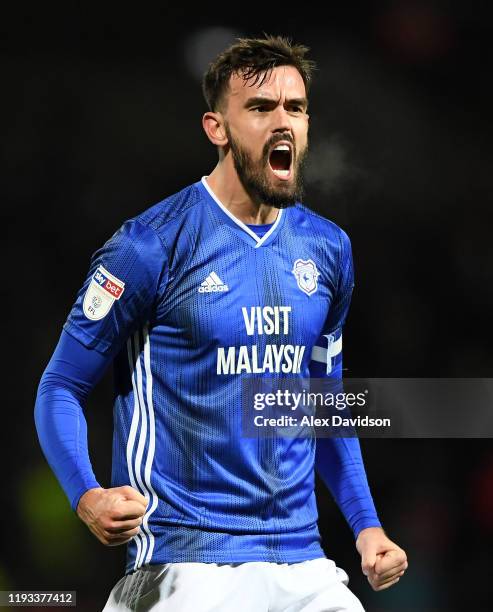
left=268, top=143, right=293, bottom=180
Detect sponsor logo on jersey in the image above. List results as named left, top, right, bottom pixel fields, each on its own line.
left=92, top=268, right=125, bottom=299
left=292, top=259, right=319, bottom=296
left=83, top=265, right=125, bottom=320
left=199, top=271, right=229, bottom=293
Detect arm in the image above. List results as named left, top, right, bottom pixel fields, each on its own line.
left=34, top=219, right=167, bottom=545
left=311, top=335, right=382, bottom=539
left=35, top=329, right=108, bottom=511
left=311, top=228, right=407, bottom=590
left=34, top=330, right=147, bottom=545
left=312, top=346, right=407, bottom=591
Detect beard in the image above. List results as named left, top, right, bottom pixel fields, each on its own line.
left=224, top=123, right=308, bottom=209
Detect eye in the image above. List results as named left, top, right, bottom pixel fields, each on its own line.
left=252, top=106, right=269, bottom=113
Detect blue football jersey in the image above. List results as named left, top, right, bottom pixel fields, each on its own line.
left=63, top=177, right=354, bottom=573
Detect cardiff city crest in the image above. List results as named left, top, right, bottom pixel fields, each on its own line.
left=292, top=259, right=320, bottom=296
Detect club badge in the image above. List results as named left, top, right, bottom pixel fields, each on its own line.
left=292, top=259, right=319, bottom=296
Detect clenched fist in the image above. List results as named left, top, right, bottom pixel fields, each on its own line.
left=76, top=486, right=148, bottom=546
left=356, top=527, right=408, bottom=591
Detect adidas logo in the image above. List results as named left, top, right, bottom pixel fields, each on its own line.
left=198, top=271, right=229, bottom=293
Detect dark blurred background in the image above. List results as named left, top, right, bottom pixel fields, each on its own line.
left=2, top=2, right=493, bottom=611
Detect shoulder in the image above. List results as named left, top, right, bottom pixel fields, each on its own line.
left=131, top=181, right=204, bottom=236
left=289, top=203, right=351, bottom=254
left=103, top=181, right=205, bottom=255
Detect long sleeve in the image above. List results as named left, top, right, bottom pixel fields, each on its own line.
left=34, top=330, right=113, bottom=510
left=314, top=409, right=382, bottom=538
left=35, top=218, right=167, bottom=511
left=310, top=228, right=381, bottom=539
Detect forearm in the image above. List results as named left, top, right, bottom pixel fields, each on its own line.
left=35, top=378, right=100, bottom=510
left=310, top=330, right=380, bottom=538
left=315, top=436, right=381, bottom=538
left=34, top=330, right=112, bottom=510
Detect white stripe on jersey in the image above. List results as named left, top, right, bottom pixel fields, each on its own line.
left=126, top=335, right=146, bottom=569
left=133, top=331, right=151, bottom=568
left=125, top=329, right=157, bottom=569
left=142, top=324, right=158, bottom=564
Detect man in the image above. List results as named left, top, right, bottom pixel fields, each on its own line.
left=35, top=35, right=407, bottom=611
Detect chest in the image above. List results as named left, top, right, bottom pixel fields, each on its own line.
left=156, top=230, right=336, bottom=352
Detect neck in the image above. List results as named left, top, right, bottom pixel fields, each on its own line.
left=205, top=158, right=279, bottom=225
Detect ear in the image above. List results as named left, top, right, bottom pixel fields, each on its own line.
left=202, top=112, right=228, bottom=147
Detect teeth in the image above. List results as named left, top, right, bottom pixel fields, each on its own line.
left=273, top=145, right=290, bottom=151
left=273, top=169, right=290, bottom=177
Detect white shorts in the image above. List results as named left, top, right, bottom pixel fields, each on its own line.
left=102, top=557, right=365, bottom=612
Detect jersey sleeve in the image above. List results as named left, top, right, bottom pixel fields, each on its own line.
left=63, top=219, right=167, bottom=354
left=310, top=228, right=382, bottom=538
left=310, top=228, right=353, bottom=377
left=34, top=330, right=113, bottom=510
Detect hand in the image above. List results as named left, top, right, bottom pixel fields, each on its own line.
left=76, top=486, right=148, bottom=546
left=356, top=527, right=408, bottom=591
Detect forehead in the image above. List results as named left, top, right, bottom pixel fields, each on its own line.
left=226, top=65, right=306, bottom=107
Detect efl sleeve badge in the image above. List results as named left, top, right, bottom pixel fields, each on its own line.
left=83, top=265, right=125, bottom=320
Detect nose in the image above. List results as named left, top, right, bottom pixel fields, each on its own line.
left=270, top=104, right=293, bottom=137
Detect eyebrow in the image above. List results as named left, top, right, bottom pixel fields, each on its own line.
left=244, top=96, right=308, bottom=110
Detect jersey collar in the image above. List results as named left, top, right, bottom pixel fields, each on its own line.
left=199, top=176, right=286, bottom=248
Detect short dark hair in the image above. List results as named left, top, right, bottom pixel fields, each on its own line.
left=202, top=34, right=316, bottom=112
